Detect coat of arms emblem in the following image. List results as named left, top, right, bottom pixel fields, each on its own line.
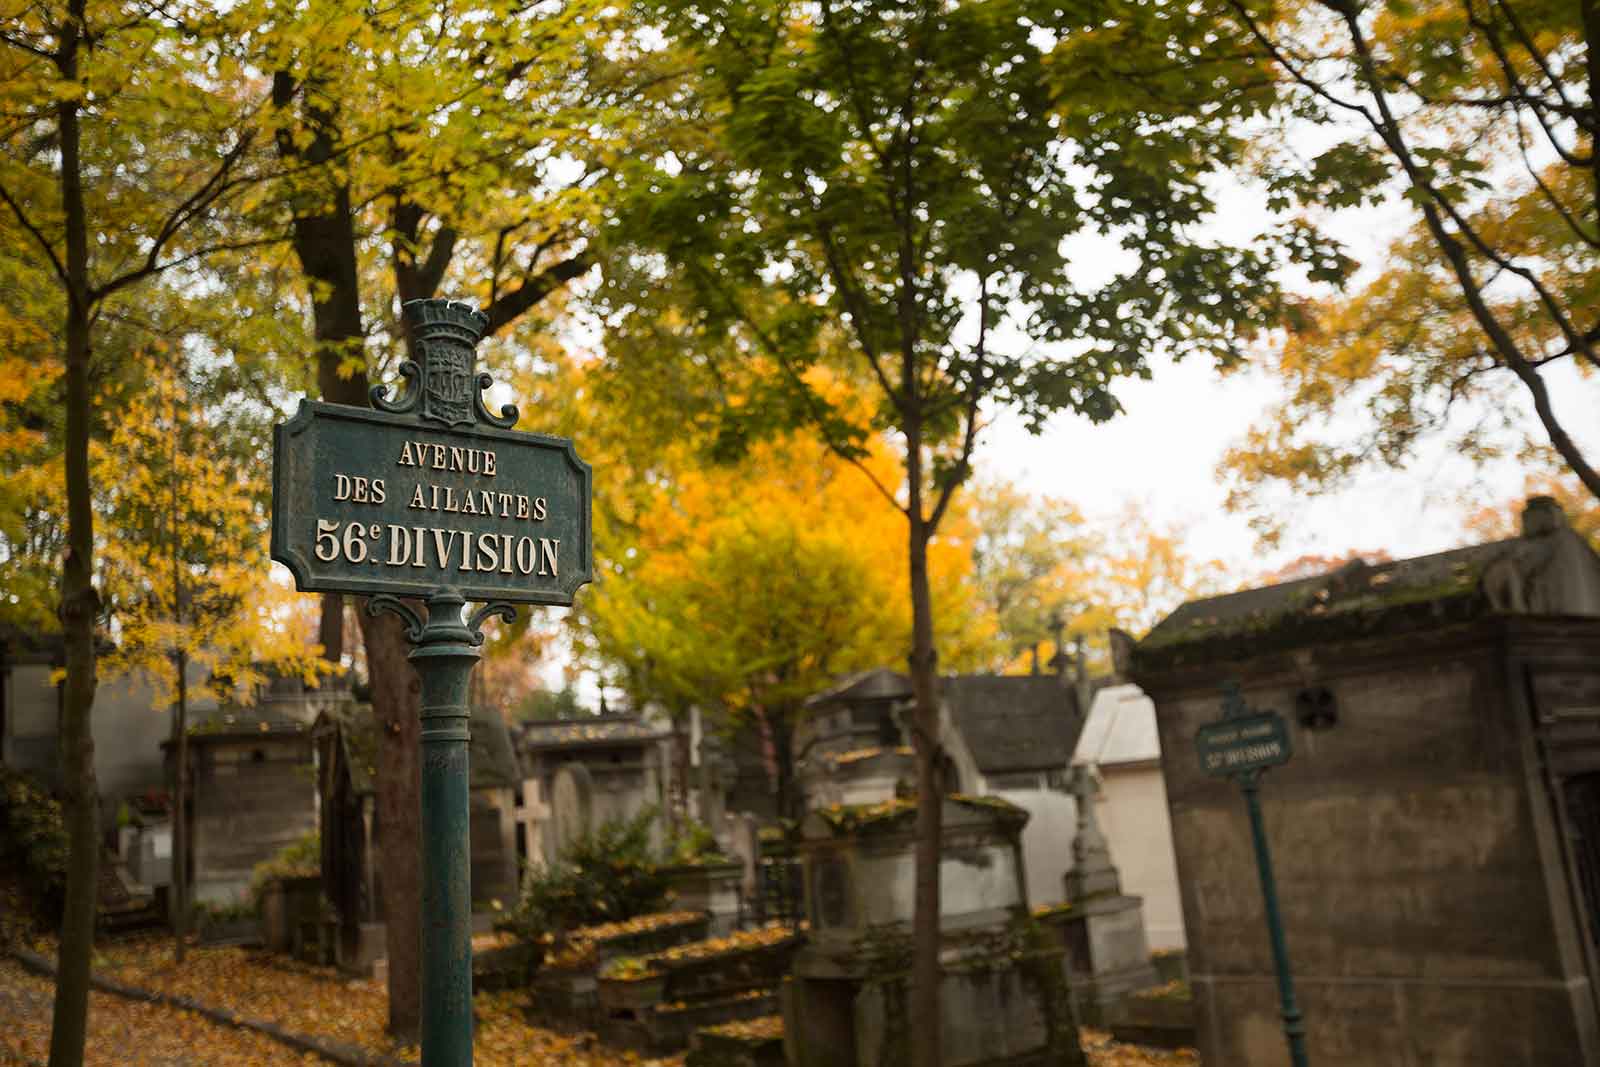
left=407, top=300, right=490, bottom=428
left=371, top=299, right=518, bottom=430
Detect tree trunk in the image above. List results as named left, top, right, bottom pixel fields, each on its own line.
left=771, top=706, right=797, bottom=821
left=271, top=71, right=368, bottom=669
left=904, top=424, right=942, bottom=1067
left=172, top=649, right=189, bottom=964
left=356, top=604, right=424, bottom=1041
left=50, top=2, right=102, bottom=1060
left=170, top=386, right=190, bottom=965
left=271, top=74, right=430, bottom=1037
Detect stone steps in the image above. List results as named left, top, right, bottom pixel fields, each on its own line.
left=522, top=910, right=712, bottom=1030
left=593, top=922, right=804, bottom=1054
left=686, top=1015, right=786, bottom=1067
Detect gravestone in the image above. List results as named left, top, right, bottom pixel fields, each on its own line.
left=1053, top=763, right=1158, bottom=1023
left=699, top=737, right=738, bottom=845
left=724, top=812, right=761, bottom=918
left=517, top=714, right=670, bottom=868
left=550, top=762, right=595, bottom=852
left=1064, top=764, right=1120, bottom=899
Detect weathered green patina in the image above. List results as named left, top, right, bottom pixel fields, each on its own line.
left=1195, top=708, right=1292, bottom=779
left=272, top=301, right=591, bottom=606
left=270, top=297, right=592, bottom=1067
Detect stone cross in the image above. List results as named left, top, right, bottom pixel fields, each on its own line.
left=1064, top=762, right=1122, bottom=901
left=516, top=779, right=551, bottom=874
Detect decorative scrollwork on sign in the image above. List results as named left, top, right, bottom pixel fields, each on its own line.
left=366, top=595, right=426, bottom=642
left=365, top=300, right=519, bottom=431
left=370, top=360, right=422, bottom=414
left=473, top=371, right=518, bottom=429
left=467, top=602, right=518, bottom=645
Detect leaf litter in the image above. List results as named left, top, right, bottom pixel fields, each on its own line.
left=2, top=935, right=1197, bottom=1066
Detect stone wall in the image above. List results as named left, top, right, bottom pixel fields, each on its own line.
left=986, top=779, right=1076, bottom=910
left=1138, top=619, right=1600, bottom=1066
left=191, top=735, right=317, bottom=904
left=1093, top=765, right=1185, bottom=950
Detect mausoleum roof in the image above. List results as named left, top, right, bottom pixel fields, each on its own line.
left=942, top=674, right=1080, bottom=775
left=1135, top=497, right=1600, bottom=673
left=317, top=703, right=522, bottom=793
left=183, top=702, right=309, bottom=743
left=1075, top=684, right=1161, bottom=768
left=803, top=668, right=913, bottom=710
left=517, top=714, right=668, bottom=751
left=0, top=623, right=65, bottom=664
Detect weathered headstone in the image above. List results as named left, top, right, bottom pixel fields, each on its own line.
left=1058, top=762, right=1158, bottom=1024
left=1064, top=763, right=1119, bottom=899
left=724, top=812, right=761, bottom=914
left=550, top=762, right=595, bottom=853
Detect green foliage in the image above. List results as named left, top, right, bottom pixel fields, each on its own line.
left=248, top=830, right=321, bottom=907
left=0, top=768, right=68, bottom=923
left=1221, top=0, right=1600, bottom=530
left=514, top=686, right=587, bottom=723
left=598, top=0, right=1299, bottom=464
left=499, top=808, right=670, bottom=947
left=663, top=819, right=729, bottom=868
left=193, top=895, right=259, bottom=926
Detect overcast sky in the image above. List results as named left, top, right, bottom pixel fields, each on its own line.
left=976, top=348, right=1600, bottom=578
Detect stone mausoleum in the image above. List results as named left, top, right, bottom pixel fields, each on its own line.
left=1132, top=498, right=1600, bottom=1066
left=515, top=713, right=671, bottom=868
left=783, top=794, right=1086, bottom=1067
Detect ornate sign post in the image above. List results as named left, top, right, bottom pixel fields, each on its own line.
left=1195, top=681, right=1309, bottom=1067
left=271, top=299, right=592, bottom=1067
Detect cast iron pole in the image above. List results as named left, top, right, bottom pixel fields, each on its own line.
left=278, top=296, right=591, bottom=1066
left=1241, top=775, right=1309, bottom=1067
left=414, top=591, right=479, bottom=1067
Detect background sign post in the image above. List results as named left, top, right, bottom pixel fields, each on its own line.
left=1197, top=681, right=1309, bottom=1067
left=272, top=299, right=592, bottom=1067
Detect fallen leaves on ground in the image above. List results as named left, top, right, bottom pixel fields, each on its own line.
left=574, top=911, right=708, bottom=944
left=0, top=957, right=308, bottom=1067
left=471, top=930, right=520, bottom=953
left=1080, top=1027, right=1200, bottom=1067
left=646, top=922, right=796, bottom=966
left=601, top=922, right=800, bottom=981
left=3, top=936, right=1188, bottom=1067
left=88, top=935, right=399, bottom=1057
left=547, top=911, right=709, bottom=969
left=1129, top=979, right=1191, bottom=1002
left=700, top=1014, right=783, bottom=1042
left=10, top=935, right=682, bottom=1067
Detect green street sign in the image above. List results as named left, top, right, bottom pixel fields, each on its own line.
left=1196, top=710, right=1292, bottom=779
left=270, top=302, right=592, bottom=607
left=270, top=297, right=593, bottom=1067
left=1203, top=681, right=1309, bottom=1067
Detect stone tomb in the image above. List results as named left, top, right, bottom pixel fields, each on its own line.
left=783, top=795, right=1086, bottom=1067
left=1132, top=498, right=1600, bottom=1066
left=516, top=714, right=670, bottom=869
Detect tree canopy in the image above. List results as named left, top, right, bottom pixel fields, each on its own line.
left=1220, top=0, right=1600, bottom=538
